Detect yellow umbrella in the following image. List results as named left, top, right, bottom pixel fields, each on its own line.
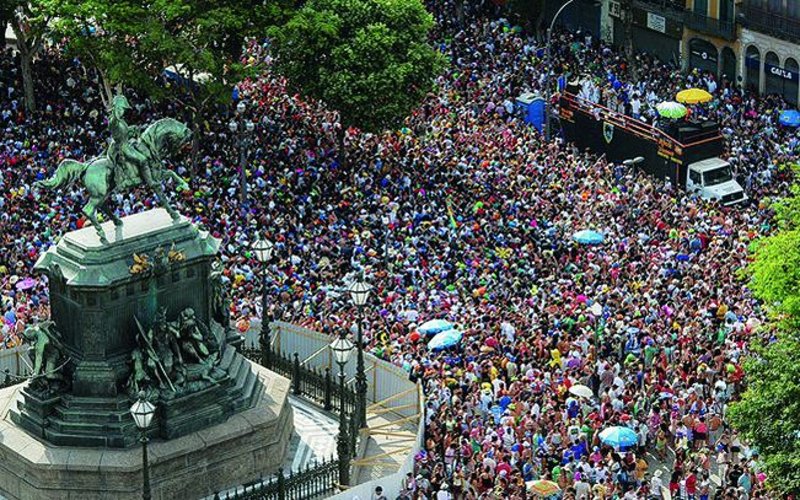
left=527, top=479, right=561, bottom=496
left=676, top=88, right=713, bottom=104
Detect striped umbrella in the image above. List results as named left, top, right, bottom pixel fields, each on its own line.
left=676, top=88, right=713, bottom=104
left=527, top=480, right=561, bottom=497
left=656, top=101, right=687, bottom=119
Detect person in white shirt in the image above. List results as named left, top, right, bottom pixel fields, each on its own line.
left=435, top=484, right=452, bottom=500
left=574, top=472, right=591, bottom=499
left=650, top=469, right=664, bottom=498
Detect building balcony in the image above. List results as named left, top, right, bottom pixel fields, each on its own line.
left=685, top=11, right=736, bottom=40
left=632, top=0, right=686, bottom=22
left=739, top=4, right=800, bottom=44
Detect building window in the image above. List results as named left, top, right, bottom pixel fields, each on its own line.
left=720, top=0, right=733, bottom=22
left=783, top=58, right=799, bottom=105
left=694, top=0, right=709, bottom=16
left=789, top=0, right=800, bottom=17
left=745, top=45, right=761, bottom=92
left=765, top=51, right=782, bottom=96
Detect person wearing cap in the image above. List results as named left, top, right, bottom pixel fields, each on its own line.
left=435, top=483, right=451, bottom=500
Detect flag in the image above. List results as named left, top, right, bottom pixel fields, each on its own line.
left=446, top=197, right=458, bottom=230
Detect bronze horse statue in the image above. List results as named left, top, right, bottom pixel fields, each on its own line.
left=36, top=117, right=192, bottom=244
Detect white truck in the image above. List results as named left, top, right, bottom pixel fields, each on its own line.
left=685, top=158, right=748, bottom=206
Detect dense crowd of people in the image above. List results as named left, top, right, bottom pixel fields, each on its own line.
left=1, top=0, right=799, bottom=498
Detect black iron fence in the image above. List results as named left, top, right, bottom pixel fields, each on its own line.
left=212, top=345, right=363, bottom=498
left=213, top=458, right=339, bottom=500
left=685, top=11, right=735, bottom=40
left=740, top=4, right=800, bottom=44
left=0, top=369, right=18, bottom=389
left=240, top=347, right=357, bottom=417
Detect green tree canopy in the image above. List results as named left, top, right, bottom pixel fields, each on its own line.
left=51, top=0, right=289, bottom=165
left=730, top=165, right=800, bottom=495
left=728, top=334, right=800, bottom=494
left=269, top=0, right=445, bottom=137
left=3, top=0, right=60, bottom=112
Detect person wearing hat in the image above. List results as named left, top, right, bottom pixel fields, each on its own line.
left=435, top=483, right=451, bottom=500
left=108, top=94, right=152, bottom=188
left=650, top=470, right=664, bottom=499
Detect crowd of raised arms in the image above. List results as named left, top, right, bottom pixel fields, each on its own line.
left=1, top=0, right=799, bottom=499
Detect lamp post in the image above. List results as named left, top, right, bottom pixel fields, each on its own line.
left=330, top=330, right=354, bottom=487
left=253, top=238, right=274, bottom=368
left=130, top=391, right=156, bottom=500
left=348, top=277, right=372, bottom=429
left=622, top=156, right=645, bottom=168
left=544, top=0, right=578, bottom=142
left=228, top=100, right=255, bottom=205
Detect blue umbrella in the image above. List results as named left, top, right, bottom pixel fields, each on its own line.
left=573, top=229, right=605, bottom=245
left=598, top=426, right=638, bottom=448
left=418, top=319, right=454, bottom=336
left=779, top=110, right=800, bottom=128
left=427, top=328, right=463, bottom=351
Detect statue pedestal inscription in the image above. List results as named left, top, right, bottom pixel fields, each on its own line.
left=0, top=209, right=293, bottom=499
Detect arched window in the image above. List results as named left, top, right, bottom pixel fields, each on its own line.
left=765, top=51, right=782, bottom=96
left=688, top=38, right=718, bottom=75
left=745, top=45, right=760, bottom=91
left=720, top=47, right=736, bottom=81
left=783, top=58, right=799, bottom=104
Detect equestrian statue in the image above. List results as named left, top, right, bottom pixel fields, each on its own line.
left=35, top=95, right=192, bottom=244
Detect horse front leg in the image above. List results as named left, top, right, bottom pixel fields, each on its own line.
left=100, top=200, right=123, bottom=227
left=151, top=182, right=180, bottom=221
left=83, top=198, right=109, bottom=244
left=142, top=165, right=180, bottom=221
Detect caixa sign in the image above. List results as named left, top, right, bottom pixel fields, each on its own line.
left=766, top=63, right=799, bottom=83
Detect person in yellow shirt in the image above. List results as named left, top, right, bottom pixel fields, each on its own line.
left=635, top=456, right=648, bottom=485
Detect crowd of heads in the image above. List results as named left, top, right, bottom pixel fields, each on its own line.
left=1, top=1, right=799, bottom=499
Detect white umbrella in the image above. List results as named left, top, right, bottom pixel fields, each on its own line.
left=568, top=384, right=594, bottom=399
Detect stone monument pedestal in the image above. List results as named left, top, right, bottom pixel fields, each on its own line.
left=0, top=361, right=292, bottom=500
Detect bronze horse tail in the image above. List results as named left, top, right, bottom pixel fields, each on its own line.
left=35, top=159, right=89, bottom=189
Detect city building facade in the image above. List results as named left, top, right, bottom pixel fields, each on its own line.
left=596, top=0, right=800, bottom=103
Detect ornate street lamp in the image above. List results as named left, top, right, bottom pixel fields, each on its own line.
left=544, top=0, right=577, bottom=142
left=253, top=238, right=274, bottom=368
left=348, top=278, right=371, bottom=429
left=130, top=391, right=156, bottom=500
left=330, top=330, right=354, bottom=487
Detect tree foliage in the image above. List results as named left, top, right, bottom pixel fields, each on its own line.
left=730, top=169, right=800, bottom=495
left=748, top=169, right=800, bottom=327
left=269, top=0, right=446, bottom=135
left=4, top=0, right=60, bottom=112
left=727, top=334, right=800, bottom=494
left=52, top=0, right=289, bottom=105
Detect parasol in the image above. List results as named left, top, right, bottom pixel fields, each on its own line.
left=656, top=101, right=688, bottom=119
left=573, top=229, right=605, bottom=245
left=15, top=277, right=36, bottom=291
left=778, top=110, right=800, bottom=128
left=599, top=425, right=638, bottom=448
left=418, top=319, right=454, bottom=336
left=527, top=479, right=561, bottom=497
left=569, top=384, right=594, bottom=399
left=427, top=328, right=463, bottom=351
left=676, top=88, right=713, bottom=104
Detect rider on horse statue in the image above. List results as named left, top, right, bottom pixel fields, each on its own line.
left=35, top=93, right=192, bottom=244
left=108, top=95, right=153, bottom=190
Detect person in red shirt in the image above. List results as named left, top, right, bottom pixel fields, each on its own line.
left=685, top=470, right=698, bottom=499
